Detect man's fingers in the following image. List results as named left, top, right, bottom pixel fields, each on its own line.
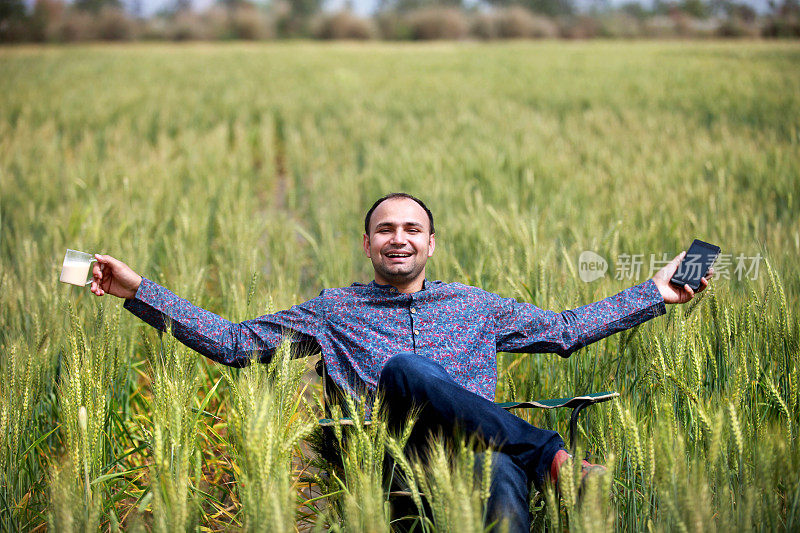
left=95, top=253, right=114, bottom=266
left=683, top=284, right=695, bottom=299
left=92, top=261, right=104, bottom=284
left=95, top=254, right=124, bottom=271
left=661, top=251, right=686, bottom=276
left=95, top=255, right=118, bottom=286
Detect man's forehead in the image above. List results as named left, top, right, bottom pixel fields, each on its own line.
left=370, top=199, right=429, bottom=229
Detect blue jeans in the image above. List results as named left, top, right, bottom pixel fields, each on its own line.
left=378, top=352, right=565, bottom=533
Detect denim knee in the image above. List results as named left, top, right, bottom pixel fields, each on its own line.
left=379, top=351, right=416, bottom=380
left=378, top=352, right=446, bottom=395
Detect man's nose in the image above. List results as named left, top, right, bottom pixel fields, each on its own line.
left=389, top=230, right=407, bottom=244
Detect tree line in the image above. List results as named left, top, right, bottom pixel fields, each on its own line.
left=1, top=0, right=799, bottom=42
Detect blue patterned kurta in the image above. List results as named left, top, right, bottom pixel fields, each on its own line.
left=123, top=278, right=666, bottom=401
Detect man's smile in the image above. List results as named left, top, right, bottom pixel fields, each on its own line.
left=385, top=251, right=413, bottom=258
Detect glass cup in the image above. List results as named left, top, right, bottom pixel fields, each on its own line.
left=60, top=249, right=96, bottom=287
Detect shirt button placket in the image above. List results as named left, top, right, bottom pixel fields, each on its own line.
left=410, top=299, right=418, bottom=350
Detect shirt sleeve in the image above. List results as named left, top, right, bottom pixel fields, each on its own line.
left=494, top=278, right=666, bottom=357
left=122, top=277, right=324, bottom=367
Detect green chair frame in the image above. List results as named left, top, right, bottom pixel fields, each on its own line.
left=315, top=359, right=618, bottom=453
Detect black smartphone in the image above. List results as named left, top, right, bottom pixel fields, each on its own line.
left=670, top=239, right=720, bottom=291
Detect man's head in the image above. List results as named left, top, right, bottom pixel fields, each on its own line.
left=363, top=193, right=436, bottom=292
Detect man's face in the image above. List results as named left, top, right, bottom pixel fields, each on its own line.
left=363, top=198, right=436, bottom=287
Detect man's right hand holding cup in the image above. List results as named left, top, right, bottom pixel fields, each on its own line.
left=90, top=254, right=142, bottom=299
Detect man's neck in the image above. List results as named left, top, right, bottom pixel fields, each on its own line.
left=374, top=276, right=425, bottom=294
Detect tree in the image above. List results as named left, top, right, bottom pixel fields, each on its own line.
left=26, top=0, right=66, bottom=41
left=378, top=0, right=464, bottom=13
left=482, top=0, right=574, bottom=17
left=73, top=0, right=123, bottom=13
left=681, top=0, right=708, bottom=18
left=288, top=0, right=323, bottom=18
left=620, top=1, right=650, bottom=19
left=710, top=0, right=756, bottom=21
left=1, top=0, right=26, bottom=22
left=775, top=0, right=800, bottom=16
left=270, top=0, right=324, bottom=37
left=0, top=0, right=27, bottom=41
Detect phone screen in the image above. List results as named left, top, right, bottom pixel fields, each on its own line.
left=670, top=239, right=720, bottom=291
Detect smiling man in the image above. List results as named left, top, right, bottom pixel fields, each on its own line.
left=363, top=194, right=435, bottom=293
left=90, top=192, right=710, bottom=532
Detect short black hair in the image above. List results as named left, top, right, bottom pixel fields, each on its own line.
left=364, top=193, right=435, bottom=235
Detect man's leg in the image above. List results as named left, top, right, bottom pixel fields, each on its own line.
left=474, top=451, right=531, bottom=533
left=378, top=352, right=565, bottom=489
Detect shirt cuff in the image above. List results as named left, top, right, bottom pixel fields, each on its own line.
left=640, top=278, right=667, bottom=316
left=610, top=277, right=667, bottom=327
left=122, top=277, right=167, bottom=330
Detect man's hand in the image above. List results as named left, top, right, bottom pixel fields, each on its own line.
left=90, top=254, right=142, bottom=299
left=652, top=251, right=714, bottom=304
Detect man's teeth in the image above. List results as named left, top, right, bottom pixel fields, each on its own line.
left=387, top=253, right=411, bottom=257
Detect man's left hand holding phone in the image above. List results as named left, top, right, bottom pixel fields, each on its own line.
left=651, top=241, right=717, bottom=305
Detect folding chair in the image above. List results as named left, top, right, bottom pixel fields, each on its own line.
left=310, top=358, right=618, bottom=529
left=315, top=358, right=618, bottom=453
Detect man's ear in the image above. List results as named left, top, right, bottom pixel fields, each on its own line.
left=428, top=233, right=436, bottom=257
left=363, top=233, right=371, bottom=258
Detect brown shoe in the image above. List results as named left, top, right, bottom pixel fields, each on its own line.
left=580, top=458, right=607, bottom=479
left=549, top=449, right=571, bottom=484
left=576, top=458, right=606, bottom=504
left=550, top=450, right=607, bottom=500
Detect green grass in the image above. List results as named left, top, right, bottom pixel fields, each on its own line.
left=1, top=41, right=799, bottom=531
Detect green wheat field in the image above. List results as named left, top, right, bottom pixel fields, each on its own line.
left=1, top=41, right=799, bottom=531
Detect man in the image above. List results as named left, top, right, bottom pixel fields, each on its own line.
left=90, top=192, right=710, bottom=531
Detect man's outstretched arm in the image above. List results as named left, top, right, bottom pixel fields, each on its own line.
left=495, top=251, right=712, bottom=356
left=90, top=254, right=323, bottom=367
